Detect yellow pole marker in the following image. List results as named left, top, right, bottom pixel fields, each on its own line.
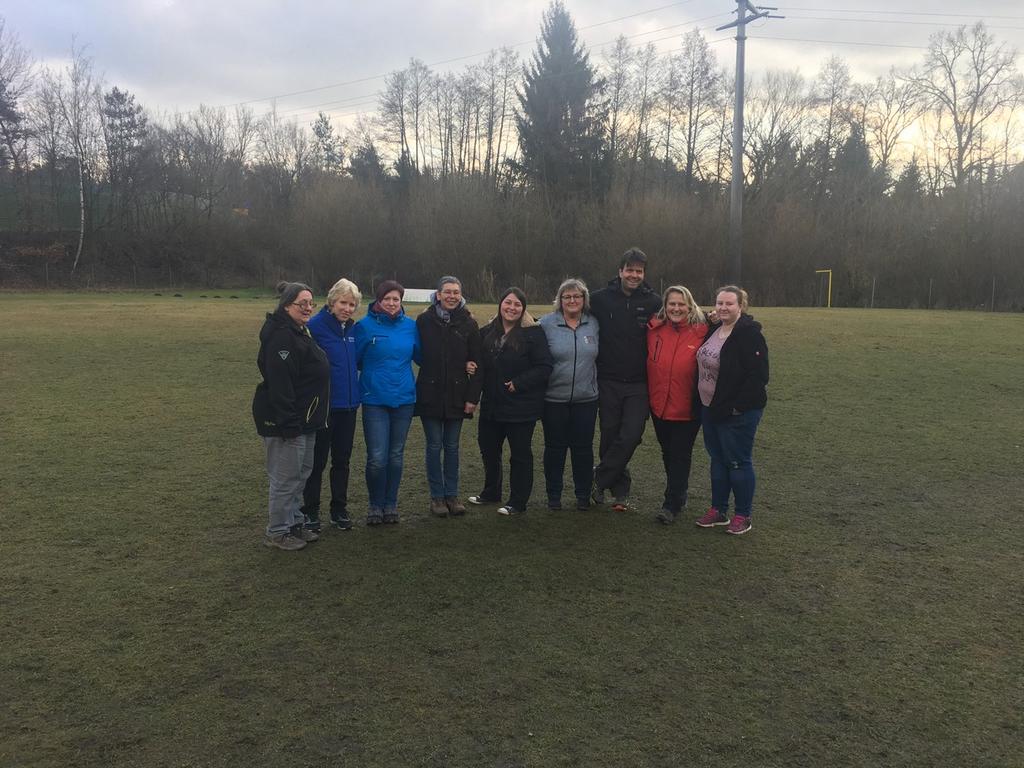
left=815, top=269, right=833, bottom=308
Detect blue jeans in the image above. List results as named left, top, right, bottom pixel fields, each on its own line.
left=421, top=417, right=463, bottom=498
left=362, top=404, right=414, bottom=511
left=701, top=408, right=763, bottom=518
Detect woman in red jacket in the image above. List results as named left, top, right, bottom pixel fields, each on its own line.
left=646, top=285, right=708, bottom=524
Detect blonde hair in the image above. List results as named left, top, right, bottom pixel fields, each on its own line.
left=327, top=277, right=362, bottom=307
left=715, top=284, right=749, bottom=312
left=552, top=277, right=590, bottom=314
left=657, top=285, right=706, bottom=325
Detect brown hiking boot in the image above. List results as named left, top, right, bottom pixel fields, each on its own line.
left=445, top=496, right=466, bottom=516
left=263, top=533, right=307, bottom=551
left=430, top=497, right=449, bottom=517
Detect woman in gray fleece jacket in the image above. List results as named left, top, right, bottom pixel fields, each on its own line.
left=539, top=278, right=600, bottom=511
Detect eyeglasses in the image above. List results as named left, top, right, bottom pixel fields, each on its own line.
left=290, top=301, right=316, bottom=309
left=561, top=294, right=584, bottom=302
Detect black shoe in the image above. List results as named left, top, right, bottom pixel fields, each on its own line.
left=330, top=515, right=353, bottom=531
left=547, top=497, right=562, bottom=511
left=301, top=509, right=321, bottom=532
left=575, top=497, right=591, bottom=511
left=656, top=508, right=677, bottom=525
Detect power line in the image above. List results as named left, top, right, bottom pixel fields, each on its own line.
left=199, top=0, right=709, bottom=113
left=783, top=14, right=1024, bottom=31
left=776, top=6, right=1024, bottom=21
left=748, top=34, right=928, bottom=49
left=279, top=13, right=732, bottom=122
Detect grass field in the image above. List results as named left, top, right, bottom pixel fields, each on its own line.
left=2, top=293, right=1022, bottom=768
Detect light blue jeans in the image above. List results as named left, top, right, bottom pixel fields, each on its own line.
left=421, top=417, right=463, bottom=498
left=362, top=404, right=415, bottom=511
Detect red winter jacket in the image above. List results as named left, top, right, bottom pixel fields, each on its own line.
left=646, top=318, right=708, bottom=421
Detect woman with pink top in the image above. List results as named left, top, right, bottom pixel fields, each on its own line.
left=694, top=285, right=769, bottom=535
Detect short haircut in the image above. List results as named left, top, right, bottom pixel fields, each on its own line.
left=656, top=285, right=706, bottom=325
left=619, top=247, right=648, bottom=269
left=716, top=284, right=749, bottom=312
left=326, top=277, right=362, bottom=307
left=552, top=277, right=590, bottom=314
left=437, top=275, right=463, bottom=293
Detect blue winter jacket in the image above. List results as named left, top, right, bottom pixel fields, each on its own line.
left=307, top=306, right=359, bottom=410
left=354, top=304, right=421, bottom=406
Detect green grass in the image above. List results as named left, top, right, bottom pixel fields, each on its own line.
left=2, top=295, right=1022, bottom=767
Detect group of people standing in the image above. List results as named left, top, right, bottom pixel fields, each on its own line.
left=252, top=248, right=769, bottom=551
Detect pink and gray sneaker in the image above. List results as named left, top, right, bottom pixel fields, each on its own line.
left=725, top=515, right=752, bottom=535
left=695, top=507, right=729, bottom=528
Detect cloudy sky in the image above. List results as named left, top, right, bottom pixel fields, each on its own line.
left=5, top=0, right=1023, bottom=124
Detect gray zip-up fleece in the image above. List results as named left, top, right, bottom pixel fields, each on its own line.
left=540, top=311, right=600, bottom=404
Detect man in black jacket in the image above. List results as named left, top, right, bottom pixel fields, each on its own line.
left=588, top=248, right=662, bottom=509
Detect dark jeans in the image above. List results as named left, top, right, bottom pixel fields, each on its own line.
left=594, top=379, right=649, bottom=498
left=477, top=418, right=537, bottom=511
left=651, top=416, right=701, bottom=513
left=542, top=400, right=598, bottom=503
left=363, top=403, right=415, bottom=511
left=302, top=408, right=358, bottom=522
left=701, top=407, right=763, bottom=517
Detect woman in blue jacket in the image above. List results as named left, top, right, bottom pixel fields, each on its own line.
left=354, top=280, right=421, bottom=525
left=301, top=277, right=361, bottom=532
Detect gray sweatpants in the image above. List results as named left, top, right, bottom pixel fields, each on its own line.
left=264, top=434, right=316, bottom=536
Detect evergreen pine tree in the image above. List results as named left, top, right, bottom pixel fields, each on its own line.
left=513, top=1, right=607, bottom=200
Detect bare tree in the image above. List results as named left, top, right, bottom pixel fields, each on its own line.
left=255, top=105, right=311, bottom=210
left=0, top=16, right=34, bottom=174
left=603, top=36, right=634, bottom=165
left=810, top=56, right=852, bottom=199
left=54, top=41, right=102, bottom=274
left=859, top=69, right=922, bottom=178
left=380, top=68, right=412, bottom=166
left=907, top=23, right=1020, bottom=189
left=744, top=69, right=810, bottom=192
left=675, top=29, right=721, bottom=191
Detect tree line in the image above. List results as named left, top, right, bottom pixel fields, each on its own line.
left=0, top=3, right=1022, bottom=309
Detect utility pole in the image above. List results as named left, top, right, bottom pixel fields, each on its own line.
left=718, top=2, right=782, bottom=284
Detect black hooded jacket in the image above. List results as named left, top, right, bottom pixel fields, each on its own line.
left=702, top=313, right=769, bottom=422
left=252, top=309, right=330, bottom=437
left=589, top=277, right=662, bottom=383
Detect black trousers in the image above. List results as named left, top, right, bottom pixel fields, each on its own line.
left=594, top=380, right=649, bottom=498
left=541, top=400, right=598, bottom=503
left=301, top=407, right=358, bottom=521
left=651, top=416, right=701, bottom=512
left=477, top=418, right=537, bottom=511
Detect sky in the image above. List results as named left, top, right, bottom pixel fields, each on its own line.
left=5, top=0, right=1023, bottom=126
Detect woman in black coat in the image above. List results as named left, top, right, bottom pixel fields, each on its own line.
left=694, top=285, right=769, bottom=535
left=252, top=281, right=330, bottom=551
left=415, top=276, right=483, bottom=518
left=468, top=287, right=553, bottom=516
